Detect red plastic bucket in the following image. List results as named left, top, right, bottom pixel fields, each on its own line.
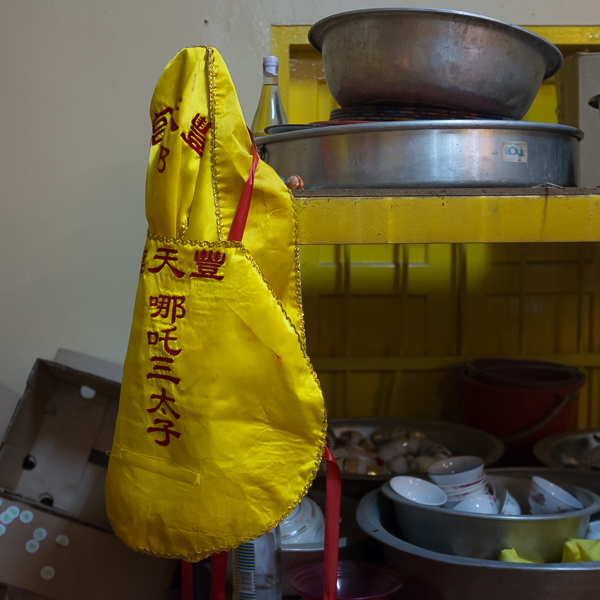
left=461, top=359, right=585, bottom=463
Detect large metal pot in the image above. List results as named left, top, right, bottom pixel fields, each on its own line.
left=356, top=469, right=600, bottom=600
left=308, top=9, right=563, bottom=120
left=257, top=121, right=582, bottom=189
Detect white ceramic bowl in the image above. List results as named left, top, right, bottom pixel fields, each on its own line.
left=528, top=476, right=584, bottom=515
left=280, top=496, right=325, bottom=544
left=390, top=476, right=448, bottom=506
left=497, top=487, right=522, bottom=516
left=586, top=521, right=600, bottom=540
left=427, top=456, right=485, bottom=487
left=440, top=476, right=488, bottom=496
left=453, top=494, right=500, bottom=515
left=437, top=474, right=487, bottom=492
left=445, top=484, right=490, bottom=502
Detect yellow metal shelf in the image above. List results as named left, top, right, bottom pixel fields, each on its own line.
left=294, top=188, right=600, bottom=245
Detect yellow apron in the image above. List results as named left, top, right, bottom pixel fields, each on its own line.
left=105, top=46, right=327, bottom=561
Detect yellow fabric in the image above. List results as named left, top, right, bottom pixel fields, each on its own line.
left=562, top=539, right=600, bottom=563
left=105, top=46, right=326, bottom=561
left=500, top=539, right=600, bottom=564
left=498, top=548, right=538, bottom=563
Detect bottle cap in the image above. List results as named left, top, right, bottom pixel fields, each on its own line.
left=263, top=56, right=279, bottom=77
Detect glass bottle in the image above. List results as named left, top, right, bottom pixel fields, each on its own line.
left=250, top=56, right=288, bottom=137
left=233, top=526, right=282, bottom=600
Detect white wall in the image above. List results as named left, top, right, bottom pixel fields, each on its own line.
left=1, top=0, right=599, bottom=433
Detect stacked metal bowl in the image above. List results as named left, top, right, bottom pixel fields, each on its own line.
left=257, top=9, right=583, bottom=189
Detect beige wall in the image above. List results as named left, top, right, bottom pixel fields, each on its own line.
left=1, top=0, right=599, bottom=433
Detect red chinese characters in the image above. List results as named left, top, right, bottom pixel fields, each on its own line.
left=142, top=244, right=228, bottom=445
left=151, top=104, right=180, bottom=146
left=148, top=248, right=185, bottom=279
left=145, top=292, right=186, bottom=446
left=140, top=249, right=148, bottom=274
left=147, top=356, right=180, bottom=386
left=190, top=249, right=226, bottom=281
left=147, top=327, right=182, bottom=357
left=147, top=388, right=181, bottom=420
left=181, top=114, right=210, bottom=158
left=149, top=295, right=186, bottom=324
left=146, top=419, right=181, bottom=447
left=151, top=100, right=180, bottom=174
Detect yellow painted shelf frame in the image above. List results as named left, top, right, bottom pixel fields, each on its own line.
left=294, top=189, right=600, bottom=245
left=270, top=24, right=600, bottom=430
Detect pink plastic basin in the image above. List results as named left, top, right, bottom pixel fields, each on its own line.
left=288, top=560, right=403, bottom=600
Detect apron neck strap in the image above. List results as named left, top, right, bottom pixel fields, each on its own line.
left=322, top=446, right=341, bottom=600
left=227, top=130, right=259, bottom=243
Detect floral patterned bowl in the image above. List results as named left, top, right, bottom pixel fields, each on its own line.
left=528, top=476, right=584, bottom=515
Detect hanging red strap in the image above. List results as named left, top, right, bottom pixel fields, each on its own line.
left=181, top=561, right=194, bottom=600
left=228, top=132, right=259, bottom=243
left=209, top=552, right=228, bottom=600
left=322, top=446, right=341, bottom=600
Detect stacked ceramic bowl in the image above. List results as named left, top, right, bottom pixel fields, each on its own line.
left=426, top=456, right=492, bottom=510
left=388, top=455, right=523, bottom=516
left=389, top=463, right=592, bottom=519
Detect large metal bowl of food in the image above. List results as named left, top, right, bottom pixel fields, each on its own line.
left=533, top=429, right=600, bottom=470
left=308, top=8, right=563, bottom=120
left=356, top=471, right=600, bottom=600
left=311, top=417, right=504, bottom=498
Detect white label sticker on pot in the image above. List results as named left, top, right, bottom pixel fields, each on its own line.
left=503, top=141, right=528, bottom=163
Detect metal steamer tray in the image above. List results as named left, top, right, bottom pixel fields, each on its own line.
left=256, top=121, right=583, bottom=189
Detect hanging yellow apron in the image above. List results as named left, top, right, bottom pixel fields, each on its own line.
left=105, top=46, right=327, bottom=561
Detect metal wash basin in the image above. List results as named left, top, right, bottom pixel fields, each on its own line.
left=356, top=468, right=600, bottom=600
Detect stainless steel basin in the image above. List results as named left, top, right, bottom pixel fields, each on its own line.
left=534, top=429, right=600, bottom=470
left=308, top=9, right=563, bottom=120
left=381, top=475, right=600, bottom=562
left=357, top=469, right=600, bottom=600
left=257, top=121, right=582, bottom=189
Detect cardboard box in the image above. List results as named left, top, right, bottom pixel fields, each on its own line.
left=0, top=360, right=176, bottom=600
left=556, top=52, right=600, bottom=188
